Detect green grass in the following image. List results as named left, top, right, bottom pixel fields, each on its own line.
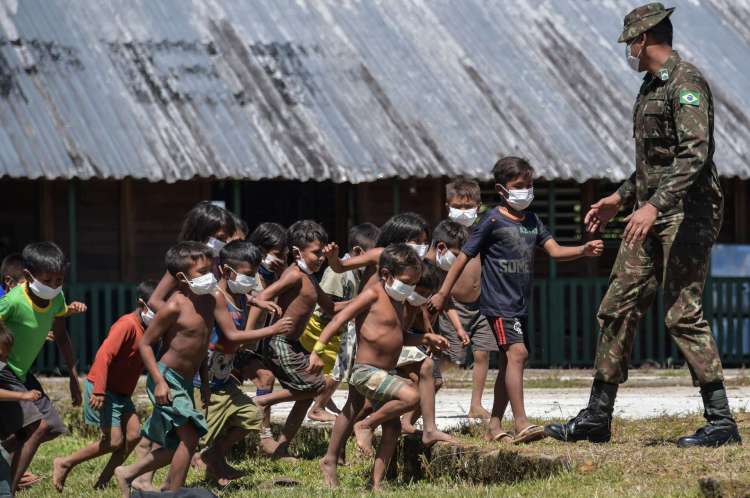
left=19, top=413, right=750, bottom=497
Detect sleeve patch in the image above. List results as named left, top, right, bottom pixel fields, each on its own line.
left=679, top=90, right=701, bottom=107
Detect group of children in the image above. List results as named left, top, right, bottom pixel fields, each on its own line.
left=0, top=156, right=603, bottom=496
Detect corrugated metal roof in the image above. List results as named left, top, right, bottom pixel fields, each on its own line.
left=0, top=0, right=748, bottom=183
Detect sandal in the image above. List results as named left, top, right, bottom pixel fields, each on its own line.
left=491, top=431, right=513, bottom=444
left=512, top=424, right=546, bottom=444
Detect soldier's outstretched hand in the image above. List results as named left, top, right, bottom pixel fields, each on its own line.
left=584, top=193, right=623, bottom=233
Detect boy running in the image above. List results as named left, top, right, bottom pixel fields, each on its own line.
left=430, top=157, right=604, bottom=444
left=53, top=280, right=157, bottom=491
left=310, top=244, right=447, bottom=490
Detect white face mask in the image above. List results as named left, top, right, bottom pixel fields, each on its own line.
left=226, top=268, right=258, bottom=294
left=626, top=37, right=644, bottom=72
left=261, top=254, right=281, bottom=270
left=206, top=237, right=226, bottom=257
left=292, top=246, right=314, bottom=275
left=501, top=186, right=534, bottom=211
left=436, top=248, right=457, bottom=272
left=406, top=291, right=428, bottom=307
left=181, top=272, right=218, bottom=295
left=140, top=308, right=155, bottom=327
left=28, top=275, right=62, bottom=300
left=407, top=243, right=428, bottom=259
left=384, top=277, right=416, bottom=303
left=448, top=207, right=478, bottom=227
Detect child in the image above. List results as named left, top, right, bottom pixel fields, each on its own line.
left=52, top=280, right=157, bottom=491
left=309, top=244, right=447, bottom=490
left=0, top=323, right=43, bottom=497
left=0, top=254, right=24, bottom=298
left=0, top=242, right=81, bottom=493
left=430, top=157, right=604, bottom=444
left=300, top=223, right=380, bottom=422
left=114, top=242, right=219, bottom=496
left=192, top=240, right=292, bottom=484
left=439, top=178, right=499, bottom=420
left=246, top=220, right=345, bottom=459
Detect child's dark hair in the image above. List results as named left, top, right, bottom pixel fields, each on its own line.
left=1, top=253, right=24, bottom=290
left=348, top=223, right=380, bottom=253
left=376, top=213, right=430, bottom=248
left=232, top=214, right=249, bottom=240
left=137, top=280, right=158, bottom=305
left=446, top=178, right=481, bottom=203
left=220, top=240, right=263, bottom=269
left=288, top=220, right=328, bottom=250
left=165, top=242, right=214, bottom=277
left=177, top=201, right=236, bottom=243
left=379, top=243, right=422, bottom=278
left=432, top=220, right=469, bottom=250
left=22, top=242, right=68, bottom=275
left=417, top=260, right=442, bottom=293
left=248, top=222, right=287, bottom=253
left=0, top=321, right=14, bottom=351
left=492, top=156, right=534, bottom=186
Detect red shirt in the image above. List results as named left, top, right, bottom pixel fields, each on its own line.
left=86, top=312, right=145, bottom=396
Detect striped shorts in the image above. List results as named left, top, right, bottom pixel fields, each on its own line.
left=487, top=316, right=529, bottom=349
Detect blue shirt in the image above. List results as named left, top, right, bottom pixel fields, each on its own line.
left=462, top=208, right=552, bottom=318
left=193, top=295, right=247, bottom=390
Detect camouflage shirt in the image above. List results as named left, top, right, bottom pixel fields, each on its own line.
left=617, top=51, right=723, bottom=234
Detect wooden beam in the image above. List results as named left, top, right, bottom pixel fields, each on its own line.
left=38, top=180, right=55, bottom=241
left=431, top=177, right=445, bottom=225
left=120, top=178, right=136, bottom=282
left=334, top=183, right=349, bottom=247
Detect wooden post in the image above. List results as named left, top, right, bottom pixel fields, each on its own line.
left=431, top=177, right=445, bottom=224
left=232, top=180, right=242, bottom=216
left=392, top=178, right=401, bottom=215
left=334, top=183, right=349, bottom=246
left=120, top=178, right=136, bottom=282
left=67, top=180, right=78, bottom=284
left=38, top=180, right=55, bottom=241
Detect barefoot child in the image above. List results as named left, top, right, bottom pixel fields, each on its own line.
left=192, top=240, right=292, bottom=484
left=52, top=280, right=158, bottom=491
left=310, top=244, right=448, bottom=490
left=439, top=179, right=499, bottom=420
left=0, top=242, right=82, bottom=493
left=114, top=242, right=220, bottom=495
left=430, top=157, right=604, bottom=444
left=300, top=223, right=380, bottom=422
left=245, top=220, right=346, bottom=459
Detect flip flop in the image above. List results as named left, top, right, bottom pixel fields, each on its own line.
left=512, top=425, right=546, bottom=444
left=491, top=431, right=513, bottom=444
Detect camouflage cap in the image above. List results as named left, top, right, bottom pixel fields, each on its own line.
left=618, top=3, right=675, bottom=43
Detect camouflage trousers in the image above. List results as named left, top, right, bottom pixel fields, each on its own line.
left=594, top=218, right=723, bottom=387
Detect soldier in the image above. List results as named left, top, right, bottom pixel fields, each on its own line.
left=545, top=3, right=741, bottom=448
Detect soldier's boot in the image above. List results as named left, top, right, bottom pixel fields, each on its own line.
left=545, top=380, right=617, bottom=443
left=677, top=382, right=742, bottom=448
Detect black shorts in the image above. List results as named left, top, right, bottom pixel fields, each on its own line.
left=487, top=316, right=529, bottom=349
left=0, top=368, right=67, bottom=440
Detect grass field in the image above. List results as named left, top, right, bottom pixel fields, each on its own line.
left=18, top=411, right=749, bottom=498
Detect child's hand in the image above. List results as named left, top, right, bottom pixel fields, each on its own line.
left=457, top=328, right=471, bottom=347
left=154, top=380, right=172, bottom=405
left=70, top=377, right=82, bottom=406
left=323, top=243, right=339, bottom=261
left=306, top=352, right=325, bottom=375
left=21, top=390, right=43, bottom=401
left=427, top=292, right=447, bottom=313
left=424, top=333, right=449, bottom=352
left=67, top=301, right=88, bottom=314
left=273, top=317, right=294, bottom=335
left=583, top=240, right=604, bottom=257
left=46, top=331, right=55, bottom=342
left=252, top=298, right=282, bottom=316
left=89, top=393, right=105, bottom=411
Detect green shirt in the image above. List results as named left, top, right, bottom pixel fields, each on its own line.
left=0, top=284, right=67, bottom=381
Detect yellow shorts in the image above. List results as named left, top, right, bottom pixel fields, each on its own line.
left=299, top=314, right=340, bottom=375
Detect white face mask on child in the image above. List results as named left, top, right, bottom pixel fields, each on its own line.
left=225, top=267, right=258, bottom=294
left=140, top=308, right=155, bottom=327
left=501, top=186, right=534, bottom=211
left=384, top=277, right=416, bottom=303
left=181, top=272, right=218, bottom=295
left=206, top=237, right=226, bottom=257
left=406, top=291, right=428, bottom=307
left=448, top=207, right=478, bottom=227
left=292, top=246, right=313, bottom=275
left=436, top=248, right=457, bottom=272
left=28, top=275, right=62, bottom=300
left=407, top=243, right=428, bottom=259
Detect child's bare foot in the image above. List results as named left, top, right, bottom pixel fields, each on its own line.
left=400, top=420, right=422, bottom=435
left=307, top=408, right=337, bottom=423
left=270, top=443, right=298, bottom=462
left=191, top=450, right=208, bottom=470
left=52, top=457, right=71, bottom=492
left=130, top=476, right=157, bottom=493
left=114, top=467, right=132, bottom=498
left=319, top=456, right=339, bottom=488
left=422, top=429, right=457, bottom=448
left=468, top=406, right=491, bottom=420
left=353, top=422, right=374, bottom=456
left=259, top=436, right=280, bottom=457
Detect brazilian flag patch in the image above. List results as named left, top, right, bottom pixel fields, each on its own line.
left=679, top=90, right=701, bottom=107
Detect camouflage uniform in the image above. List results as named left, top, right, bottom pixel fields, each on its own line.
left=594, top=4, right=724, bottom=387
